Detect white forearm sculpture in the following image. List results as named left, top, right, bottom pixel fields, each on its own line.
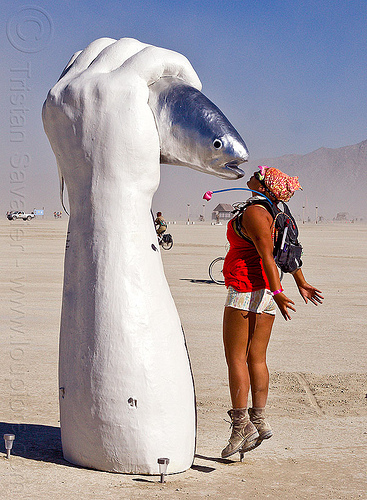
left=42, top=37, right=248, bottom=474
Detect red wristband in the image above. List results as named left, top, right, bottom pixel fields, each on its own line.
left=272, top=288, right=284, bottom=296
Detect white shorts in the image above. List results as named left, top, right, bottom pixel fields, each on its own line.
left=225, top=286, right=276, bottom=315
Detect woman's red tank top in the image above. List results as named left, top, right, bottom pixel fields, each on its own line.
left=223, top=216, right=270, bottom=292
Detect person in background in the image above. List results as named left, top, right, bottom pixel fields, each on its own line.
left=155, top=211, right=167, bottom=236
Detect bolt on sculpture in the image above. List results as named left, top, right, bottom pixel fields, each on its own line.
left=42, top=37, right=248, bottom=474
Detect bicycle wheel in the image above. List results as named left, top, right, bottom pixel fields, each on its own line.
left=209, top=257, right=225, bottom=284
left=161, top=234, right=173, bottom=250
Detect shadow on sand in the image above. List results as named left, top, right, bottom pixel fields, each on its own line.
left=194, top=453, right=234, bottom=465
left=0, top=421, right=70, bottom=466
left=0, top=422, right=233, bottom=476
left=180, top=278, right=219, bottom=285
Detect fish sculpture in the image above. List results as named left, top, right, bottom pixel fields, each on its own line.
left=149, top=77, right=247, bottom=178
left=42, top=37, right=248, bottom=475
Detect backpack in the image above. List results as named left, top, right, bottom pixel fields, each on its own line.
left=233, top=197, right=303, bottom=274
left=155, top=216, right=167, bottom=227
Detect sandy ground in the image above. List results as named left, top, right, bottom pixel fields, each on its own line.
left=0, top=218, right=366, bottom=499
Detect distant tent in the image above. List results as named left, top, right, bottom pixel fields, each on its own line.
left=335, top=212, right=349, bottom=221
left=212, top=203, right=234, bottom=221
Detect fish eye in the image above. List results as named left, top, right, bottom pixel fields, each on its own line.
left=213, top=139, right=223, bottom=150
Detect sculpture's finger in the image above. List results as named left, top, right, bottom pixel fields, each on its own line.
left=85, top=37, right=150, bottom=74
left=58, top=37, right=116, bottom=81
left=58, top=50, right=82, bottom=80
left=120, top=45, right=202, bottom=90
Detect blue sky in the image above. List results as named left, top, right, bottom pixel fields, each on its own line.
left=1, top=0, right=366, bottom=218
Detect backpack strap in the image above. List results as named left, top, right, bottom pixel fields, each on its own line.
left=275, top=202, right=299, bottom=239
left=233, top=214, right=253, bottom=243
left=232, top=197, right=278, bottom=244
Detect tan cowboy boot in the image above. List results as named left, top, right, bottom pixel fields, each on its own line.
left=221, top=408, right=259, bottom=459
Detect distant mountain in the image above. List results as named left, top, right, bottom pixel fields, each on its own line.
left=247, top=139, right=367, bottom=219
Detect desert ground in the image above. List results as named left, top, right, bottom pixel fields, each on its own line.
left=0, top=218, right=366, bottom=499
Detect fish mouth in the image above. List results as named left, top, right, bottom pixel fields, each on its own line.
left=223, top=161, right=246, bottom=178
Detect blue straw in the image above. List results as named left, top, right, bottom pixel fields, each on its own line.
left=211, top=187, right=272, bottom=204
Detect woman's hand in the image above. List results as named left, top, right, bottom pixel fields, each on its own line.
left=297, top=282, right=324, bottom=305
left=273, top=292, right=296, bottom=321
left=291, top=269, right=324, bottom=305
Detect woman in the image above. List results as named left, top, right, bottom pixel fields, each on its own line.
left=221, top=166, right=323, bottom=459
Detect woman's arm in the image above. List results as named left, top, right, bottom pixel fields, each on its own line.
left=242, top=206, right=296, bottom=320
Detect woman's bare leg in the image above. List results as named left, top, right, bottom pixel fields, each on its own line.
left=223, top=307, right=257, bottom=408
left=223, top=307, right=274, bottom=409
left=247, top=313, right=274, bottom=408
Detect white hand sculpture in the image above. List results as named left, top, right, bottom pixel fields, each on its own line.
left=43, top=37, right=247, bottom=474
left=43, top=37, right=204, bottom=474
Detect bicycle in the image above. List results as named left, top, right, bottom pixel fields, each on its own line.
left=158, top=232, right=173, bottom=250
left=209, top=256, right=284, bottom=285
left=208, top=256, right=225, bottom=284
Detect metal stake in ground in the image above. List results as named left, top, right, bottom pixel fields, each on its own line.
left=4, top=434, right=15, bottom=459
left=157, top=458, right=170, bottom=483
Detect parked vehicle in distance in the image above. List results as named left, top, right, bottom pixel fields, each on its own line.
left=7, top=211, right=35, bottom=221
